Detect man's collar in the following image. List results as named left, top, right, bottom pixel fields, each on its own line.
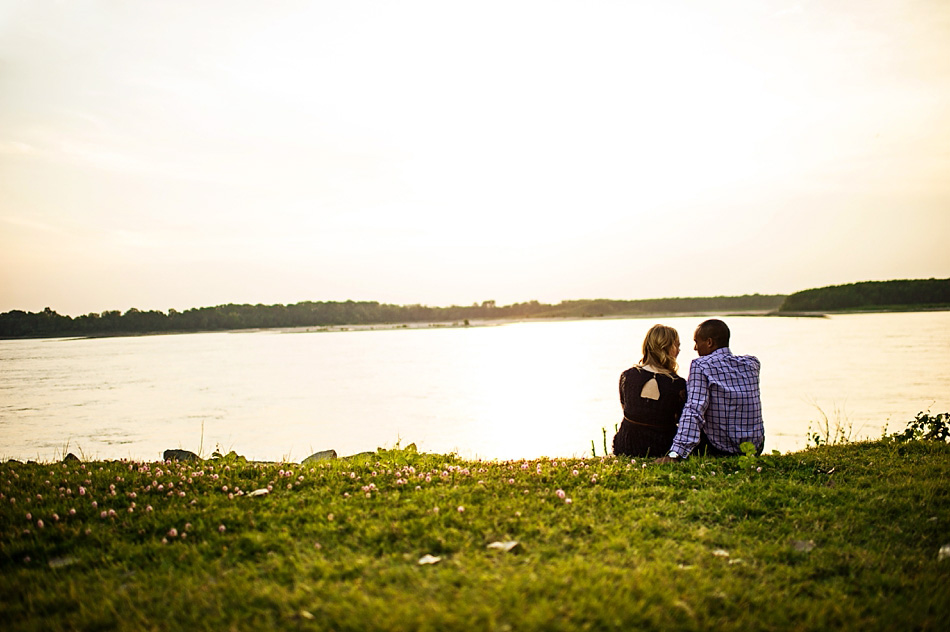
left=709, top=347, right=732, bottom=357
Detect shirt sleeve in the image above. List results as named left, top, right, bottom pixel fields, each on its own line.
left=670, top=362, right=709, bottom=456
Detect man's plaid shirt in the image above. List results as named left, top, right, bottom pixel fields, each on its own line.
left=670, top=347, right=764, bottom=457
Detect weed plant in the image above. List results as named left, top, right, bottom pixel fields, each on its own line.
left=1, top=437, right=949, bottom=631
left=805, top=402, right=854, bottom=447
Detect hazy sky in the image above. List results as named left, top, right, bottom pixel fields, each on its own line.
left=1, top=0, right=948, bottom=316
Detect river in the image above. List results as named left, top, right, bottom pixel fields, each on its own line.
left=1, top=311, right=947, bottom=462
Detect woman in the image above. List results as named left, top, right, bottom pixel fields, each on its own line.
left=612, top=324, right=687, bottom=457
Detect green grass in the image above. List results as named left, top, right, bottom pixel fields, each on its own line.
left=1, top=440, right=948, bottom=631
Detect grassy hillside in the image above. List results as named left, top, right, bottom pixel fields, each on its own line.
left=2, top=432, right=948, bottom=631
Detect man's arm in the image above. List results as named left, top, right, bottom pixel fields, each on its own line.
left=657, top=363, right=710, bottom=463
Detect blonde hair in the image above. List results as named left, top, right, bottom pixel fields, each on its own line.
left=640, top=324, right=680, bottom=374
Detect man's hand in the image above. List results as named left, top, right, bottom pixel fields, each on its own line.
left=654, top=456, right=679, bottom=465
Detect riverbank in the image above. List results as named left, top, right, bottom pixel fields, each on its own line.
left=775, top=304, right=950, bottom=317
left=0, top=308, right=783, bottom=340
left=2, top=439, right=948, bottom=631
left=0, top=309, right=791, bottom=341
left=0, top=295, right=787, bottom=340
left=9, top=305, right=950, bottom=341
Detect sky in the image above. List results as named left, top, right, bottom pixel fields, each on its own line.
left=1, top=0, right=949, bottom=316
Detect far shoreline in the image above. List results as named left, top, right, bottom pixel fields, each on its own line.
left=4, top=306, right=950, bottom=341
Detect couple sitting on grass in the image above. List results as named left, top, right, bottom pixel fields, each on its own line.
left=612, top=319, right=764, bottom=463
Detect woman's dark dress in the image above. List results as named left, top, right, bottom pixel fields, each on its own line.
left=612, top=367, right=687, bottom=457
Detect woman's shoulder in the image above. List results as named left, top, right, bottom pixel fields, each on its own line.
left=623, top=365, right=662, bottom=377
left=622, top=365, right=683, bottom=385
left=661, top=372, right=686, bottom=387
left=655, top=369, right=686, bottom=387
left=620, top=366, right=650, bottom=383
left=631, top=364, right=683, bottom=379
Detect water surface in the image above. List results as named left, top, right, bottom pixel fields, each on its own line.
left=1, top=312, right=947, bottom=461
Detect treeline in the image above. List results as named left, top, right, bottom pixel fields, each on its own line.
left=0, top=294, right=785, bottom=339
left=779, top=278, right=950, bottom=312
left=542, top=294, right=784, bottom=318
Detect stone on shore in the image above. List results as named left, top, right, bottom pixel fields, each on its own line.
left=164, top=449, right=201, bottom=463
left=343, top=451, right=376, bottom=460
left=302, top=449, right=337, bottom=464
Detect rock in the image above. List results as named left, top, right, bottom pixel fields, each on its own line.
left=486, top=541, right=520, bottom=553
left=48, top=555, right=80, bottom=569
left=163, top=449, right=201, bottom=463
left=63, top=453, right=80, bottom=463
left=302, top=449, right=337, bottom=464
left=212, top=450, right=246, bottom=463
left=343, top=451, right=375, bottom=460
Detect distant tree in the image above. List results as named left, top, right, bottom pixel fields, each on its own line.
left=1, top=292, right=795, bottom=339
left=780, top=279, right=950, bottom=312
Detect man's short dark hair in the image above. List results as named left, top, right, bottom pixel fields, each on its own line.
left=697, top=319, right=730, bottom=349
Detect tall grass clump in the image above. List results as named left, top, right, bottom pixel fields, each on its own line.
left=806, top=402, right=855, bottom=447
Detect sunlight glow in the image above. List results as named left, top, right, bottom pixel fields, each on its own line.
left=1, top=1, right=948, bottom=314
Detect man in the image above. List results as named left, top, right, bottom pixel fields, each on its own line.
left=656, top=319, right=763, bottom=463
